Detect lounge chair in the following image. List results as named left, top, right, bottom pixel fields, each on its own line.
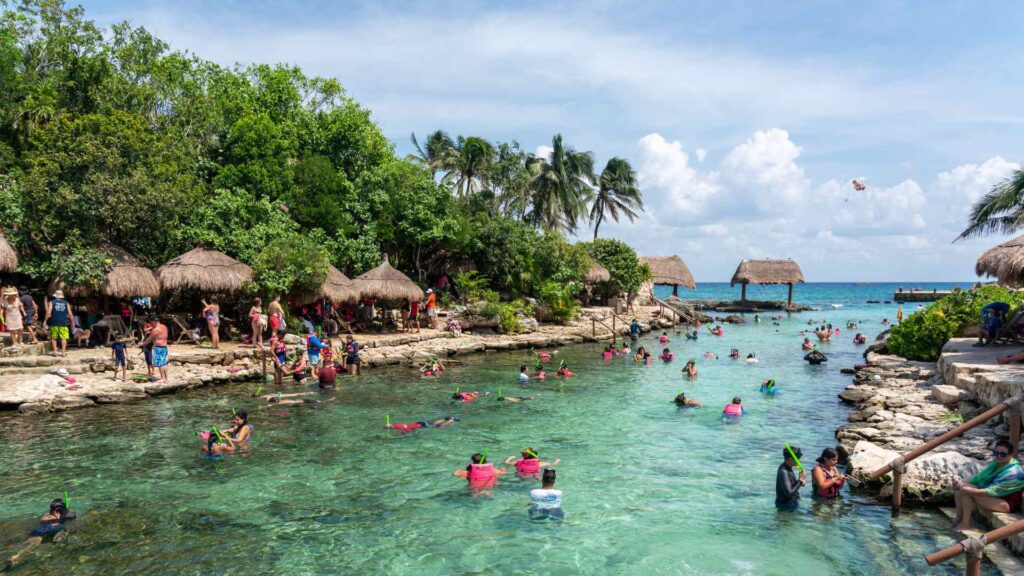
left=168, top=314, right=201, bottom=345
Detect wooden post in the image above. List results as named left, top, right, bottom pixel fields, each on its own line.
left=787, top=283, right=794, bottom=307
left=741, top=283, right=747, bottom=303
left=673, top=284, right=679, bottom=297
left=966, top=556, right=981, bottom=576
left=592, top=318, right=596, bottom=338
left=612, top=315, right=616, bottom=343
left=1011, top=408, right=1021, bottom=456
left=261, top=345, right=267, bottom=382
left=891, top=471, right=904, bottom=511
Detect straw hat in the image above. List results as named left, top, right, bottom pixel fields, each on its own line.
left=53, top=290, right=65, bottom=299
left=1, top=287, right=17, bottom=297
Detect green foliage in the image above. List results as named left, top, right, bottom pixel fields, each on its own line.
left=452, top=270, right=490, bottom=303
left=251, top=236, right=330, bottom=298
left=938, top=410, right=965, bottom=424
left=584, top=238, right=652, bottom=297
left=538, top=279, right=580, bottom=324
left=887, top=286, right=1024, bottom=360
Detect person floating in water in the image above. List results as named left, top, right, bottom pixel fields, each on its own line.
left=533, top=365, right=547, bottom=380
left=745, top=353, right=759, bottom=364
left=683, top=359, right=698, bottom=379
left=802, top=337, right=814, bottom=351
left=722, top=397, right=747, bottom=417
left=529, top=469, right=564, bottom=521
left=686, top=329, right=699, bottom=341
left=452, top=391, right=489, bottom=403
left=262, top=392, right=317, bottom=405
left=8, top=498, right=77, bottom=564
left=505, top=448, right=560, bottom=477
left=453, top=452, right=507, bottom=489
left=386, top=416, right=457, bottom=433
left=708, top=325, right=724, bottom=336
left=555, top=363, right=575, bottom=377
left=421, top=357, right=445, bottom=377
left=519, top=364, right=530, bottom=382
left=673, top=391, right=702, bottom=407
left=776, top=445, right=806, bottom=510
left=659, top=331, right=671, bottom=344
left=497, top=394, right=539, bottom=403
left=760, top=378, right=777, bottom=394
left=201, top=427, right=236, bottom=455
left=853, top=333, right=867, bottom=344
left=660, top=348, right=674, bottom=362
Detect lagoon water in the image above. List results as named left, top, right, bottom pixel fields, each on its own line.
left=0, top=282, right=999, bottom=575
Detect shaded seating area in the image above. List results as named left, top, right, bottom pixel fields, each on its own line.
left=731, top=259, right=805, bottom=307
left=639, top=255, right=696, bottom=299
left=350, top=254, right=424, bottom=332
left=157, top=247, right=254, bottom=343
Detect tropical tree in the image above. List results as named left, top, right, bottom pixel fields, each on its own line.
left=590, top=157, right=643, bottom=239
left=527, top=134, right=595, bottom=234
left=440, top=135, right=494, bottom=196
left=957, top=169, right=1024, bottom=240
left=410, top=130, right=454, bottom=177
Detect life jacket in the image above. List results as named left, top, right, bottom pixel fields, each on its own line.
left=459, top=392, right=475, bottom=402
left=659, top=335, right=668, bottom=343
left=723, top=403, right=743, bottom=416
left=516, top=458, right=541, bottom=477
left=539, top=353, right=551, bottom=360
left=661, top=353, right=674, bottom=362
left=468, top=463, right=496, bottom=488
left=815, top=464, right=840, bottom=497
left=306, top=334, right=316, bottom=353
left=603, top=351, right=613, bottom=360
left=644, top=356, right=653, bottom=365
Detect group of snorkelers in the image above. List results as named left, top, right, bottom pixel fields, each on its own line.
left=451, top=449, right=564, bottom=519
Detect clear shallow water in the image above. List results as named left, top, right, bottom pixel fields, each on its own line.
left=0, top=283, right=999, bottom=575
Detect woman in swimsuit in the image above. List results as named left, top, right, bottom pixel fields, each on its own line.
left=201, top=298, right=220, bottom=348
left=249, top=297, right=264, bottom=348
left=683, top=360, right=698, bottom=379
left=223, top=411, right=253, bottom=444
left=811, top=447, right=845, bottom=499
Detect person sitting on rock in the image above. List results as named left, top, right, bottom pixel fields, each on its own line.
left=975, top=302, right=1011, bottom=347
left=951, top=439, right=1024, bottom=532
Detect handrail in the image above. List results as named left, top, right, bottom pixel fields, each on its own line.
left=867, top=393, right=1023, bottom=510
left=652, top=297, right=695, bottom=325
left=925, top=519, right=1024, bottom=575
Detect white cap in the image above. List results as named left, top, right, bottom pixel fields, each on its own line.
left=56, top=368, right=70, bottom=378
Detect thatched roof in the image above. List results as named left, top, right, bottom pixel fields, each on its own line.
left=0, top=233, right=17, bottom=272
left=157, top=247, right=253, bottom=293
left=585, top=262, right=611, bottom=284
left=297, top=265, right=359, bottom=304
left=638, top=256, right=695, bottom=288
left=351, top=254, right=424, bottom=302
left=50, top=244, right=160, bottom=298
left=976, top=235, right=1024, bottom=286
left=731, top=259, right=805, bottom=286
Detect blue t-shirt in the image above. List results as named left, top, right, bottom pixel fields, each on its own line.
left=49, top=299, right=70, bottom=326
left=112, top=342, right=127, bottom=361
left=346, top=341, right=360, bottom=358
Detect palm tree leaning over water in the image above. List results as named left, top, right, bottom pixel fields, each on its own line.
left=590, top=157, right=643, bottom=239
left=957, top=169, right=1024, bottom=240
left=528, top=134, right=595, bottom=234
left=410, top=130, right=454, bottom=178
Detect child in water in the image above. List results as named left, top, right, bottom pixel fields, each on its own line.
left=519, top=364, right=530, bottom=382
left=722, top=396, right=747, bottom=417
left=201, top=426, right=237, bottom=455
left=659, top=331, right=671, bottom=344
left=555, top=363, right=575, bottom=377
left=633, top=347, right=647, bottom=363
left=422, top=357, right=445, bottom=377
left=760, top=379, right=777, bottom=394
left=660, top=348, right=674, bottom=362
left=386, top=416, right=457, bottom=433
left=529, top=469, right=564, bottom=521
left=533, top=365, right=547, bottom=380
left=453, top=453, right=507, bottom=489
left=505, top=447, right=560, bottom=477
left=729, top=348, right=740, bottom=359
left=8, top=498, right=77, bottom=564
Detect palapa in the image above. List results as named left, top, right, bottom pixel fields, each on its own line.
left=297, top=265, right=359, bottom=304
left=351, top=254, right=424, bottom=302
left=0, top=233, right=17, bottom=272
left=730, top=259, right=804, bottom=305
left=50, top=243, right=160, bottom=298
left=639, top=256, right=695, bottom=287
left=157, top=247, right=253, bottom=293
left=976, top=235, right=1024, bottom=287
left=584, top=262, right=611, bottom=284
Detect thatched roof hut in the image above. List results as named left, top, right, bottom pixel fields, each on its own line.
left=976, top=235, right=1024, bottom=286
left=638, top=255, right=695, bottom=296
left=0, top=234, right=17, bottom=272
left=157, top=247, right=253, bottom=293
left=298, top=265, right=359, bottom=304
left=585, top=262, right=611, bottom=284
left=730, top=259, right=805, bottom=305
left=50, top=244, right=160, bottom=299
left=351, top=254, right=424, bottom=302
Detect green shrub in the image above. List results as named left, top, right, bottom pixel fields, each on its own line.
left=539, top=279, right=580, bottom=324
left=887, top=286, right=1024, bottom=360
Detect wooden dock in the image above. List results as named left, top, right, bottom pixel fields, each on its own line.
left=893, top=289, right=954, bottom=302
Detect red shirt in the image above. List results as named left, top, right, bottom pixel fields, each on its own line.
left=410, top=301, right=420, bottom=315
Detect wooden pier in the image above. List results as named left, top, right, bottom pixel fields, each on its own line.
left=893, top=288, right=954, bottom=302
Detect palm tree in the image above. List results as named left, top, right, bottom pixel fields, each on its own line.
left=957, top=169, right=1024, bottom=240
left=410, top=130, right=454, bottom=178
left=527, top=134, right=595, bottom=233
left=590, top=157, right=643, bottom=239
left=440, top=136, right=494, bottom=196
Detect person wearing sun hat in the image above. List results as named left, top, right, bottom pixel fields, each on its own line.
left=44, top=290, right=74, bottom=357
left=1, top=287, right=25, bottom=346
left=425, top=288, right=437, bottom=329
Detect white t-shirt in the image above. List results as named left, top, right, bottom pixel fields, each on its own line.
left=530, top=488, right=563, bottom=510
left=518, top=372, right=529, bottom=382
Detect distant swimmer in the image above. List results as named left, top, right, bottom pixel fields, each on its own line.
left=453, top=391, right=489, bottom=403
left=745, top=353, right=759, bottom=364
left=673, top=391, right=702, bottom=407
left=262, top=391, right=317, bottom=405
left=387, top=416, right=457, bottom=433
left=729, top=348, right=740, bottom=359
left=722, top=396, right=747, bottom=417
left=708, top=325, right=724, bottom=336
left=802, top=338, right=814, bottom=351
left=804, top=350, right=828, bottom=365
left=853, top=333, right=867, bottom=345
left=683, top=359, right=698, bottom=379
left=505, top=448, right=560, bottom=478
left=533, top=365, right=547, bottom=380
left=760, top=379, right=778, bottom=394
left=555, top=363, right=575, bottom=377
left=519, top=365, right=530, bottom=382
left=660, top=348, right=674, bottom=362
left=659, top=331, right=671, bottom=344
left=497, top=394, right=538, bottom=403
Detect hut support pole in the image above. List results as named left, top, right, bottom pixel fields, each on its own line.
left=787, top=283, right=793, bottom=307
left=612, top=316, right=616, bottom=343
left=592, top=318, right=596, bottom=338
left=1009, top=399, right=1022, bottom=454
left=740, top=283, right=747, bottom=303
left=673, top=285, right=679, bottom=297
left=261, top=346, right=267, bottom=382
left=892, top=470, right=904, bottom=511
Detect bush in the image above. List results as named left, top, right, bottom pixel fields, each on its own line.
left=251, top=235, right=330, bottom=298
left=887, top=286, right=1024, bottom=360
left=538, top=279, right=580, bottom=324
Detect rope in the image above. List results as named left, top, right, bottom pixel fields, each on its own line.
left=960, top=534, right=987, bottom=559
left=889, top=456, right=906, bottom=475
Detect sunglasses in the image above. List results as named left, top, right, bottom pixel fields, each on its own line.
left=993, top=450, right=1010, bottom=458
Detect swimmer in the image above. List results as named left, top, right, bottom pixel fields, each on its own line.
left=529, top=469, right=564, bottom=520
left=853, top=333, right=867, bottom=345
left=603, top=344, right=616, bottom=359
left=704, top=351, right=717, bottom=359
left=659, top=331, right=671, bottom=344
left=683, top=359, right=698, bottom=379
left=802, top=337, right=814, bottom=351
left=722, top=396, right=747, bottom=417
left=633, top=346, right=648, bottom=363
left=708, top=325, right=724, bottom=336
left=673, top=391, right=703, bottom=407
left=262, top=391, right=316, bottom=405
left=686, top=329, right=699, bottom=341
left=618, top=342, right=630, bottom=355
left=555, top=364, right=575, bottom=377
left=201, top=426, right=237, bottom=455
left=387, top=416, right=458, bottom=433
left=421, top=356, right=445, bottom=377
left=659, top=348, right=674, bottom=362
left=760, top=378, right=777, bottom=394
left=881, top=318, right=890, bottom=326
left=729, top=348, right=740, bottom=359
left=453, top=452, right=507, bottom=489
left=754, top=314, right=761, bottom=323
left=505, top=448, right=560, bottom=477
left=222, top=411, right=252, bottom=443
left=641, top=351, right=653, bottom=365
left=8, top=498, right=77, bottom=564
left=519, top=364, right=530, bottom=382
left=533, top=365, right=547, bottom=380
left=745, top=353, right=759, bottom=364
left=497, top=394, right=538, bottom=403
left=452, top=391, right=489, bottom=403
left=804, top=349, right=828, bottom=365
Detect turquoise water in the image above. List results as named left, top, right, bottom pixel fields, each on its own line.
left=0, top=283, right=998, bottom=575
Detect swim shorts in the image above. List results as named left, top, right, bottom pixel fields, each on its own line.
left=152, top=346, right=168, bottom=367
left=49, top=326, right=69, bottom=340
left=308, top=351, right=321, bottom=365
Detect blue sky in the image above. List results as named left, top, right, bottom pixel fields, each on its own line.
left=80, top=0, right=1024, bottom=281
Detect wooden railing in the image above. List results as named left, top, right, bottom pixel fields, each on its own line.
left=926, top=519, right=1024, bottom=575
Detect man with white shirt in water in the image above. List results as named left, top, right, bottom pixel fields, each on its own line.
left=529, top=469, right=564, bottom=521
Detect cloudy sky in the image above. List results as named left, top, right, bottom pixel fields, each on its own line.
left=81, top=0, right=1024, bottom=281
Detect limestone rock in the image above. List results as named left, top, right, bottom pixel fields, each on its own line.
left=930, top=384, right=975, bottom=405
left=838, top=387, right=875, bottom=403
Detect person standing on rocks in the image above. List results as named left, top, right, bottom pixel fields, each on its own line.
left=44, top=290, right=74, bottom=357
left=201, top=298, right=220, bottom=349
left=776, top=445, right=806, bottom=510
left=425, top=289, right=437, bottom=330
left=19, top=287, right=38, bottom=344
left=268, top=295, right=286, bottom=337
left=139, top=315, right=170, bottom=383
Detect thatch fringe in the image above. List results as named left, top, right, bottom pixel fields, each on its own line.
left=351, top=254, right=424, bottom=302
left=297, top=265, right=359, bottom=304
left=638, top=256, right=695, bottom=288
left=977, top=235, right=1024, bottom=286
left=157, top=247, right=253, bottom=293
left=0, top=233, right=17, bottom=272
left=585, top=262, right=611, bottom=284
left=51, top=243, right=160, bottom=298
left=731, top=259, right=805, bottom=286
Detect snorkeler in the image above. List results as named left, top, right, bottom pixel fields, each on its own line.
left=505, top=448, right=560, bottom=477
left=745, top=353, right=759, bottom=364
left=729, top=348, right=740, bottom=359
left=673, top=391, right=703, bottom=407
left=683, top=359, right=698, bottom=379
left=421, top=356, right=445, bottom=377
left=497, top=394, right=539, bottom=403
left=533, top=365, right=547, bottom=380
left=555, top=363, right=575, bottom=377
left=8, top=498, right=77, bottom=565
left=262, top=391, right=317, bottom=405
left=453, top=452, right=507, bottom=489
left=201, top=426, right=237, bottom=455
left=722, top=396, right=747, bottom=417
left=386, top=416, right=458, bottom=433
left=529, top=469, right=564, bottom=520
left=220, top=411, right=252, bottom=443
left=452, top=391, right=489, bottom=403
left=760, top=378, right=778, bottom=394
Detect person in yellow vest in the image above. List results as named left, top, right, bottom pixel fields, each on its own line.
left=896, top=304, right=904, bottom=324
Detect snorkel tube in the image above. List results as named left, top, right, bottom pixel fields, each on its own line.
left=785, top=443, right=805, bottom=473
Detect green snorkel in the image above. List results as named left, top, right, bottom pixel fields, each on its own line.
left=64, top=490, right=69, bottom=509
left=385, top=414, right=390, bottom=426
left=479, top=448, right=489, bottom=464
left=785, top=443, right=805, bottom=473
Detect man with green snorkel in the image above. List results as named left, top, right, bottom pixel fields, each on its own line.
left=776, top=444, right=806, bottom=510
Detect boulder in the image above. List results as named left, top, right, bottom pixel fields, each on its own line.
left=18, top=402, right=49, bottom=414
left=838, top=387, right=875, bottom=403
left=930, top=384, right=975, bottom=405
left=848, top=440, right=983, bottom=502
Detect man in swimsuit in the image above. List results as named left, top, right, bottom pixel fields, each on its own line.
left=385, top=416, right=457, bottom=433
left=139, top=315, right=170, bottom=382
left=44, top=290, right=74, bottom=357
left=268, top=295, right=286, bottom=336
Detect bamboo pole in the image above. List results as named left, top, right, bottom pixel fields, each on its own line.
left=926, top=519, right=1024, bottom=566
left=891, top=471, right=904, bottom=511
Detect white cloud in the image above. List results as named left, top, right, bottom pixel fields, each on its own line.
left=635, top=133, right=717, bottom=220
left=695, top=148, right=707, bottom=162
left=720, top=129, right=808, bottom=211
left=697, top=224, right=729, bottom=237
left=534, top=145, right=553, bottom=159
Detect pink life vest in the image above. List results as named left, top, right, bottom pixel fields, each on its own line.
left=644, top=357, right=653, bottom=365
left=659, top=335, right=668, bottom=343
left=603, top=351, right=613, bottom=360
left=515, top=458, right=541, bottom=477
left=539, top=353, right=551, bottom=361
left=468, top=463, right=496, bottom=488
left=459, top=392, right=475, bottom=403
left=661, top=353, right=674, bottom=362
left=723, top=403, right=743, bottom=416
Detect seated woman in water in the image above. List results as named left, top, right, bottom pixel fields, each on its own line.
left=633, top=347, right=648, bottom=363
left=853, top=333, right=867, bottom=345
left=811, top=447, right=845, bottom=499
left=453, top=453, right=507, bottom=489
left=221, top=411, right=252, bottom=443
left=386, top=416, right=457, bottom=433
left=745, top=353, right=759, bottom=364
left=760, top=378, right=778, bottom=394
left=951, top=439, right=1024, bottom=531
left=802, top=337, right=814, bottom=351
left=8, top=498, right=77, bottom=565
left=722, top=397, right=747, bottom=417
left=673, top=391, right=702, bottom=407
left=659, top=348, right=674, bottom=362
left=555, top=363, right=575, bottom=377
left=683, top=360, right=698, bottom=379
left=529, top=469, right=564, bottom=521
left=497, top=394, right=538, bottom=403
left=452, top=391, right=489, bottom=403
left=505, top=448, right=560, bottom=477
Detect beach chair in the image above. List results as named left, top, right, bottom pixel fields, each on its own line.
left=993, top=311, right=1024, bottom=345
left=169, top=314, right=201, bottom=345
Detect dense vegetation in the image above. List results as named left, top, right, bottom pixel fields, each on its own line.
left=0, top=0, right=649, bottom=309
left=887, top=286, right=1024, bottom=360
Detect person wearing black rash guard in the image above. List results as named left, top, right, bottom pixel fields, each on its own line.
left=9, top=498, right=77, bottom=564
left=776, top=445, right=806, bottom=510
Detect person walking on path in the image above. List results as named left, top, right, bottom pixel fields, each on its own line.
left=201, top=298, right=220, bottom=349
left=425, top=289, right=438, bottom=330
left=19, top=287, right=38, bottom=344
left=2, top=288, right=26, bottom=345
left=268, top=295, right=286, bottom=336
left=44, top=290, right=74, bottom=357
left=139, top=316, right=169, bottom=382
